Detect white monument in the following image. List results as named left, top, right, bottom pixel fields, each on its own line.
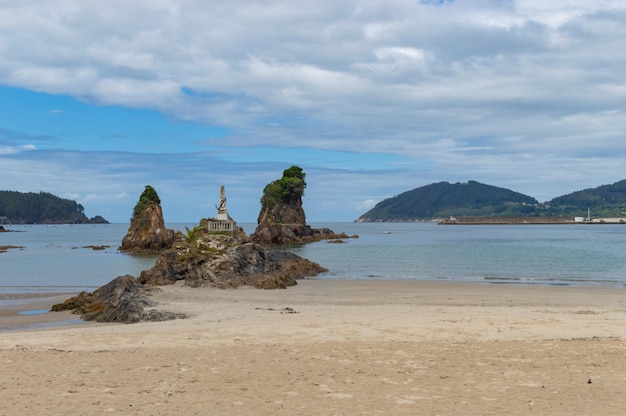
left=216, top=185, right=228, bottom=221
left=208, top=185, right=235, bottom=232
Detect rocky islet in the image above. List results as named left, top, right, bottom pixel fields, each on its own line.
left=53, top=169, right=348, bottom=323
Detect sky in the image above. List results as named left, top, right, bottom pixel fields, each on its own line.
left=1, top=0, right=626, bottom=223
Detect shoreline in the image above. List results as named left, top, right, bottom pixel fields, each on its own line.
left=2, top=278, right=626, bottom=333
left=2, top=278, right=626, bottom=334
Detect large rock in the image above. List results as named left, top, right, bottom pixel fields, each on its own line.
left=139, top=220, right=327, bottom=289
left=252, top=166, right=357, bottom=244
left=51, top=275, right=186, bottom=323
left=119, top=186, right=176, bottom=253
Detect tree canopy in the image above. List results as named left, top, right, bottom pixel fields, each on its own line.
left=260, top=166, right=307, bottom=209
left=133, top=185, right=162, bottom=215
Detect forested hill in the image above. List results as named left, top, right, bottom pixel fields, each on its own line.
left=357, top=181, right=538, bottom=222
left=0, top=191, right=108, bottom=224
left=357, top=179, right=626, bottom=222
left=548, top=179, right=626, bottom=218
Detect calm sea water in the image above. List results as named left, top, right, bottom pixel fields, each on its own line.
left=1, top=222, right=626, bottom=294
left=291, top=222, right=626, bottom=287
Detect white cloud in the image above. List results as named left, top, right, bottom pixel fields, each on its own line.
left=91, top=78, right=182, bottom=108
left=0, top=144, right=36, bottom=155
left=358, top=199, right=378, bottom=212
left=1, top=1, right=626, bottom=219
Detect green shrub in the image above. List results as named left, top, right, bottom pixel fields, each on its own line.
left=183, top=225, right=202, bottom=244
left=260, top=166, right=306, bottom=209
left=134, top=185, right=161, bottom=215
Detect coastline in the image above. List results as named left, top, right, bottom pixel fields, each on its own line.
left=438, top=216, right=626, bottom=224
left=2, top=279, right=626, bottom=414
left=2, top=279, right=625, bottom=333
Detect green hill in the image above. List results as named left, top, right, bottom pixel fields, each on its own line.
left=0, top=191, right=108, bottom=224
left=357, top=181, right=539, bottom=222
left=547, top=180, right=626, bottom=218
left=357, top=179, right=626, bottom=222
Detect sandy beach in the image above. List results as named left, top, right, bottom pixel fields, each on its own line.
left=1, top=279, right=626, bottom=415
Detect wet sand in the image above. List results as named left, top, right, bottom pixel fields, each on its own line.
left=1, top=279, right=626, bottom=415
left=0, top=293, right=87, bottom=332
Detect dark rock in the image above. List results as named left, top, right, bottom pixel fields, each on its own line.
left=258, top=250, right=328, bottom=289
left=0, top=245, right=23, bottom=253
left=254, top=220, right=356, bottom=245
left=87, top=275, right=153, bottom=323
left=264, top=249, right=302, bottom=262
left=51, top=291, right=94, bottom=313
left=51, top=275, right=186, bottom=323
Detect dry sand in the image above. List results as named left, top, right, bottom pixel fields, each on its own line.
left=1, top=279, right=626, bottom=415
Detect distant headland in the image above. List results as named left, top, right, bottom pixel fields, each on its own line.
left=0, top=190, right=108, bottom=224
left=357, top=179, right=626, bottom=223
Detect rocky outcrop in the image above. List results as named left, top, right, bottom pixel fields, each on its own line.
left=119, top=186, right=176, bottom=253
left=139, top=219, right=327, bottom=289
left=253, top=224, right=354, bottom=245
left=53, top=181, right=333, bottom=324
left=53, top=220, right=326, bottom=323
left=51, top=275, right=186, bottom=323
left=252, top=166, right=357, bottom=244
left=0, top=245, right=23, bottom=253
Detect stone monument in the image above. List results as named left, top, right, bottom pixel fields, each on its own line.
left=208, top=185, right=235, bottom=232
left=216, top=185, right=228, bottom=221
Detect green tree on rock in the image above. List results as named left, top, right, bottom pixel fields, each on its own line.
left=260, top=166, right=307, bottom=209
left=134, top=185, right=161, bottom=215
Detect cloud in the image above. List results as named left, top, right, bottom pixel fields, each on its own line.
left=1, top=1, right=626, bottom=220
left=0, top=143, right=36, bottom=155
left=358, top=199, right=378, bottom=212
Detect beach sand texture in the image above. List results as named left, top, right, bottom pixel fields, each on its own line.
left=1, top=280, right=626, bottom=415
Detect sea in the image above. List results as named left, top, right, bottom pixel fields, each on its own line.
left=1, top=222, right=626, bottom=294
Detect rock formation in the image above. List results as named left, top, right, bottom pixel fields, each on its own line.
left=53, top=184, right=331, bottom=324
left=51, top=275, right=186, bottom=323
left=252, top=166, right=356, bottom=244
left=53, top=225, right=326, bottom=322
left=119, top=185, right=176, bottom=253
left=139, top=218, right=327, bottom=289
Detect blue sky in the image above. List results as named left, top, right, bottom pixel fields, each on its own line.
left=1, top=1, right=626, bottom=223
